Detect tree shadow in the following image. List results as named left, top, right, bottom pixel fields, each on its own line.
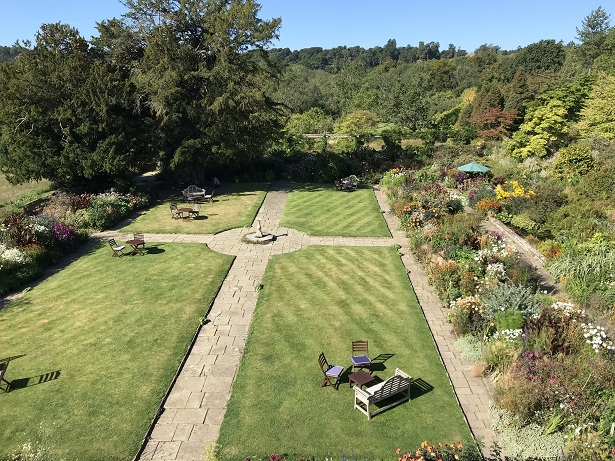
left=7, top=369, right=61, bottom=392
left=410, top=378, right=434, bottom=399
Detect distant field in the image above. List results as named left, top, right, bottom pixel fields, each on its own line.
left=0, top=175, right=52, bottom=207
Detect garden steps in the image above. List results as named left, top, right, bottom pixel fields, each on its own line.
left=466, top=206, right=561, bottom=295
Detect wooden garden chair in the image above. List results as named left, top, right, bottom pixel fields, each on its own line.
left=203, top=190, right=215, bottom=203
left=351, top=340, right=372, bottom=373
left=108, top=238, right=126, bottom=257
left=318, top=352, right=343, bottom=390
left=133, top=233, right=145, bottom=249
left=170, top=203, right=182, bottom=219
left=189, top=203, right=201, bottom=218
left=0, top=359, right=11, bottom=392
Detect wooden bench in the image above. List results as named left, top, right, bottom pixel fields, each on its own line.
left=341, top=175, right=359, bottom=191
left=182, top=185, right=206, bottom=201
left=353, top=368, right=411, bottom=419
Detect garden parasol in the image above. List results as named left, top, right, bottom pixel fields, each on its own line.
left=456, top=162, right=490, bottom=173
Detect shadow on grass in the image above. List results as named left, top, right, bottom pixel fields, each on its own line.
left=369, top=353, right=394, bottom=373
left=410, top=378, right=434, bottom=399
left=145, top=245, right=166, bottom=255
left=8, top=369, right=61, bottom=392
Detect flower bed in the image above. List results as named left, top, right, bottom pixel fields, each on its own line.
left=0, top=190, right=150, bottom=295
left=380, top=166, right=615, bottom=458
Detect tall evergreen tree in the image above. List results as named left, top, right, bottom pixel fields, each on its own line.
left=576, top=6, right=611, bottom=71
left=0, top=23, right=151, bottom=188
left=121, top=0, right=282, bottom=182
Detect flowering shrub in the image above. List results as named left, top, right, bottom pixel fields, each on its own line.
left=429, top=261, right=462, bottom=304
left=396, top=441, right=464, bottom=461
left=476, top=197, right=501, bottom=215
left=495, top=180, right=535, bottom=202
left=544, top=247, right=562, bottom=259
left=467, top=186, right=495, bottom=208
left=498, top=351, right=615, bottom=426
left=0, top=244, right=28, bottom=265
left=579, top=322, right=615, bottom=354
left=50, top=221, right=77, bottom=249
left=447, top=296, right=488, bottom=336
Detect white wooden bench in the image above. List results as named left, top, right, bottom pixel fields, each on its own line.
left=353, top=368, right=412, bottom=419
left=182, top=185, right=206, bottom=201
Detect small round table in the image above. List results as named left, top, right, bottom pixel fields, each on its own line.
left=125, top=239, right=145, bottom=256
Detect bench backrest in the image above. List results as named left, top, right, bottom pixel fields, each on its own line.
left=183, top=185, right=203, bottom=194
left=369, top=373, right=411, bottom=401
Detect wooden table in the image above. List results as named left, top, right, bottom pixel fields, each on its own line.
left=125, top=239, right=145, bottom=256
left=348, top=369, right=375, bottom=389
left=178, top=208, right=192, bottom=218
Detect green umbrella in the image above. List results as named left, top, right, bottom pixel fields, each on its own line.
left=457, top=162, right=490, bottom=173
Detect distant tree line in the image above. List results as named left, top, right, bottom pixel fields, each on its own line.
left=275, top=6, right=615, bottom=164
left=0, top=45, right=20, bottom=63
left=267, top=39, right=468, bottom=71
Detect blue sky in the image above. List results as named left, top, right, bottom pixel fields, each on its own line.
left=0, top=1, right=609, bottom=52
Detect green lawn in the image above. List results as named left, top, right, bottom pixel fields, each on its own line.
left=217, top=246, right=472, bottom=460
left=0, top=243, right=234, bottom=460
left=121, top=182, right=269, bottom=234
left=280, top=184, right=390, bottom=237
left=0, top=174, right=52, bottom=207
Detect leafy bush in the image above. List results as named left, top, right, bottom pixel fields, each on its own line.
left=494, top=310, right=524, bottom=330
left=481, top=283, right=542, bottom=321
left=484, top=338, right=520, bottom=374
left=551, top=142, right=596, bottom=179
left=447, top=296, right=488, bottom=336
left=428, top=213, right=481, bottom=258
left=467, top=185, right=495, bottom=208
left=429, top=261, right=463, bottom=305
left=489, top=407, right=565, bottom=460
left=510, top=213, right=539, bottom=234
left=454, top=335, right=483, bottom=362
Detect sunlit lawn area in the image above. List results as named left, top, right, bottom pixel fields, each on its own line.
left=280, top=184, right=390, bottom=237
left=0, top=175, right=52, bottom=207
left=0, top=243, right=233, bottom=460
left=121, top=182, right=269, bottom=234
left=217, top=246, right=472, bottom=460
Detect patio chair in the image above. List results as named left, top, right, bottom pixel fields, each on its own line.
left=318, top=352, right=343, bottom=390
left=203, top=189, right=215, bottom=203
left=189, top=203, right=201, bottom=218
left=351, top=340, right=372, bottom=373
left=170, top=203, right=182, bottom=219
left=108, top=238, right=126, bottom=257
left=334, top=180, right=343, bottom=190
left=133, top=233, right=145, bottom=249
left=0, top=359, right=10, bottom=392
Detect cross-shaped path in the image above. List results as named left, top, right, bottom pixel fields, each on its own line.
left=98, top=181, right=495, bottom=460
